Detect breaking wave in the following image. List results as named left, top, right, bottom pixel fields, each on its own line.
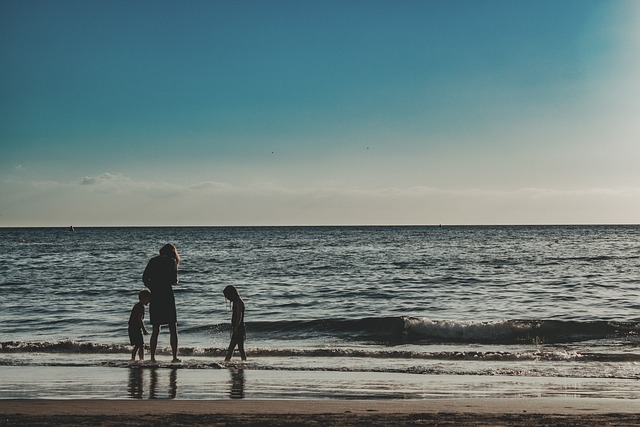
left=403, top=318, right=640, bottom=344
left=194, top=316, right=640, bottom=345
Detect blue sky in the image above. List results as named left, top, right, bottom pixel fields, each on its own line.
left=1, top=0, right=639, bottom=226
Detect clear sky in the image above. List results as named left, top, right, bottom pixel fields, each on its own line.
left=1, top=0, right=639, bottom=226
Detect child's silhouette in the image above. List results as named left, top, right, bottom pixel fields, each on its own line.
left=128, top=290, right=150, bottom=361
left=223, top=285, right=247, bottom=362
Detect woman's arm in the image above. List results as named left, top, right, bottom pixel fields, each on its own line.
left=172, top=262, right=178, bottom=286
left=142, top=261, right=152, bottom=288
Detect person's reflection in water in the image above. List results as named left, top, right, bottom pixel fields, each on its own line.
left=149, top=367, right=178, bottom=399
left=127, top=367, right=144, bottom=399
left=149, top=367, right=158, bottom=399
left=229, top=368, right=245, bottom=399
left=169, top=368, right=178, bottom=399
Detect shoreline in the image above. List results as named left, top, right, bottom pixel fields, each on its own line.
left=3, top=399, right=640, bottom=426
left=3, top=397, right=640, bottom=415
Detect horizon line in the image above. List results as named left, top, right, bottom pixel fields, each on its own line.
left=2, top=223, right=639, bottom=229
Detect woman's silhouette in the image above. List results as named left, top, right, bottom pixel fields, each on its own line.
left=143, top=243, right=181, bottom=363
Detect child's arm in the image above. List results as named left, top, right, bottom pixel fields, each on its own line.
left=141, top=317, right=148, bottom=335
left=139, top=310, right=148, bottom=335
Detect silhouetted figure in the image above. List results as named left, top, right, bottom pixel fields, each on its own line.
left=223, top=285, right=247, bottom=362
left=143, top=243, right=181, bottom=363
left=128, top=290, right=150, bottom=361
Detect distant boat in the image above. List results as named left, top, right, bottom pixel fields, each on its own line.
left=69, top=226, right=75, bottom=232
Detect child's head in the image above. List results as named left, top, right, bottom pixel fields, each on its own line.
left=138, top=290, right=151, bottom=305
left=223, top=285, right=239, bottom=301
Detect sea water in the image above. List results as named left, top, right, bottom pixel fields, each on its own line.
left=2, top=225, right=640, bottom=399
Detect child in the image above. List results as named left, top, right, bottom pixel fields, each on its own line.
left=223, top=285, right=247, bottom=362
left=128, top=290, right=151, bottom=361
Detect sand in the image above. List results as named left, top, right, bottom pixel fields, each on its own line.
left=2, top=399, right=640, bottom=426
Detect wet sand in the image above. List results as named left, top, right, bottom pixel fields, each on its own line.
left=2, top=399, right=640, bottom=426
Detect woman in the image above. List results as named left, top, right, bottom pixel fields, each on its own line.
left=143, top=243, right=181, bottom=363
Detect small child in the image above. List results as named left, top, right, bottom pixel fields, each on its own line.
left=223, top=285, right=247, bottom=362
left=128, top=290, right=151, bottom=361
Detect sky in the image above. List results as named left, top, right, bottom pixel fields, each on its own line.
left=1, top=0, right=639, bottom=226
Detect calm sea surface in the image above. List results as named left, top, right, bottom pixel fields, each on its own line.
left=2, top=225, right=640, bottom=387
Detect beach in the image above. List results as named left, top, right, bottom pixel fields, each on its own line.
left=3, top=398, right=640, bottom=426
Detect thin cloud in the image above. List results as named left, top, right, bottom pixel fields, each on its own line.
left=80, top=173, right=121, bottom=186
left=188, top=181, right=235, bottom=192
left=77, top=173, right=183, bottom=196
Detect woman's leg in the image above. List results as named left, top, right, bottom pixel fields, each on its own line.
left=150, top=325, right=160, bottom=362
left=169, top=323, right=180, bottom=362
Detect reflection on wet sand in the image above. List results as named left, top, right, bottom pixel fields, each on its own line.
left=127, top=367, right=144, bottom=399
left=128, top=367, right=178, bottom=399
left=229, top=368, right=245, bottom=399
left=127, top=366, right=246, bottom=399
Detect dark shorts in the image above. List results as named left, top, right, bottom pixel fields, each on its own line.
left=128, top=325, right=144, bottom=346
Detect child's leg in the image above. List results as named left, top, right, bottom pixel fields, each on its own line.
left=225, top=340, right=236, bottom=361
left=238, top=341, right=247, bottom=361
left=131, top=346, right=138, bottom=360
left=137, top=344, right=144, bottom=360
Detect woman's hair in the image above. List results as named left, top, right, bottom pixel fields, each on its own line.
left=160, top=243, right=180, bottom=265
left=223, top=285, right=239, bottom=301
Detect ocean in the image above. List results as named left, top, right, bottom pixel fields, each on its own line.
left=2, top=225, right=640, bottom=400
